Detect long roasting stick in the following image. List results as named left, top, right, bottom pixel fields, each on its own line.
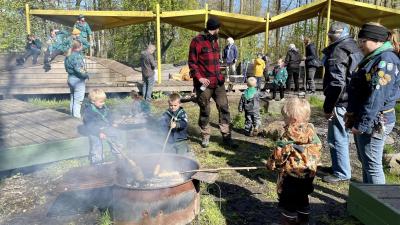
left=153, top=117, right=175, bottom=175
left=180, top=166, right=264, bottom=174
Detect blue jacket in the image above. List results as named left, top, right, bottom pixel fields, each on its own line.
left=348, top=45, right=400, bottom=134
left=160, top=107, right=188, bottom=143
left=64, top=51, right=88, bottom=79
left=322, top=36, right=363, bottom=113
left=83, top=102, right=113, bottom=136
left=223, top=44, right=238, bottom=64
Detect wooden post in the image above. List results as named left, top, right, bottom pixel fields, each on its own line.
left=205, top=3, right=208, bottom=28
left=325, top=0, right=332, bottom=47
left=25, top=4, right=31, bottom=34
left=264, top=12, right=270, bottom=54
left=316, top=12, right=321, bottom=54
left=156, top=4, right=162, bottom=84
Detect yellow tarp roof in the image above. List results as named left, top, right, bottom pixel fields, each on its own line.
left=29, top=0, right=400, bottom=39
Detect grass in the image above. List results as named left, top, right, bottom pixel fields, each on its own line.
left=396, top=103, right=400, bottom=125
left=308, top=95, right=324, bottom=110
left=98, top=209, right=112, bottom=225
left=198, top=194, right=226, bottom=225
left=383, top=144, right=397, bottom=154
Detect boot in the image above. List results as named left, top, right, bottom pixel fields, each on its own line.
left=222, top=135, right=238, bottom=148
left=201, top=136, right=210, bottom=148
left=280, top=213, right=297, bottom=225
left=297, top=211, right=310, bottom=225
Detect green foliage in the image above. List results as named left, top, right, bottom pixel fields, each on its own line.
left=199, top=194, right=226, bottom=225
left=395, top=103, right=400, bottom=125
left=383, top=145, right=396, bottom=154
left=385, top=168, right=400, bottom=184
left=28, top=98, right=69, bottom=109
left=98, top=209, right=113, bottom=225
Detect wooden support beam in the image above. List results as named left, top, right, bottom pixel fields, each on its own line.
left=316, top=12, right=321, bottom=54
left=265, top=12, right=270, bottom=54
left=325, top=0, right=332, bottom=47
left=25, top=4, right=31, bottom=34
left=156, top=4, right=162, bottom=84
left=205, top=3, right=208, bottom=28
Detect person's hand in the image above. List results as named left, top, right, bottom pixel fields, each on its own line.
left=344, top=112, right=355, bottom=129
left=352, top=127, right=363, bottom=135
left=170, top=121, right=177, bottom=129
left=99, top=132, right=107, bottom=139
left=199, top=78, right=210, bottom=87
left=325, top=112, right=334, bottom=120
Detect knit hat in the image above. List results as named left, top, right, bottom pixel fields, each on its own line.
left=206, top=17, right=221, bottom=31
left=72, top=28, right=81, bottom=35
left=358, top=23, right=390, bottom=42
left=328, top=22, right=348, bottom=35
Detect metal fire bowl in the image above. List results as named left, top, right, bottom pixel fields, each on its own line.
left=52, top=154, right=201, bottom=225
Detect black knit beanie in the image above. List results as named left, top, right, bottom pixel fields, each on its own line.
left=358, top=23, right=390, bottom=42
left=206, top=17, right=221, bottom=31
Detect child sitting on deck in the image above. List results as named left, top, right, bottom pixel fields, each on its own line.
left=130, top=90, right=151, bottom=117
left=266, top=98, right=322, bottom=225
left=238, top=77, right=262, bottom=136
left=160, top=93, right=190, bottom=155
left=270, top=58, right=288, bottom=101
left=83, top=88, right=122, bottom=165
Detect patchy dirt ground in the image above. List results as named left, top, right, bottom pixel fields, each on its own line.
left=0, top=94, right=398, bottom=225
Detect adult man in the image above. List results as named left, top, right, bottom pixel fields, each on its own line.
left=223, top=37, right=238, bottom=80
left=322, top=22, right=363, bottom=183
left=74, top=15, right=92, bottom=41
left=284, top=44, right=301, bottom=92
left=16, top=34, right=42, bottom=65
left=304, top=37, right=321, bottom=94
left=140, top=44, right=157, bottom=101
left=188, top=17, right=237, bottom=148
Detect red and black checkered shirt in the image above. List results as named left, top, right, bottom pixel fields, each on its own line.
left=188, top=32, right=224, bottom=89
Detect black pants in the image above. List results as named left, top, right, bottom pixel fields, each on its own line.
left=272, top=84, right=285, bottom=99
left=278, top=175, right=314, bottom=213
left=286, top=68, right=300, bottom=92
left=19, top=48, right=41, bottom=64
left=44, top=49, right=63, bottom=67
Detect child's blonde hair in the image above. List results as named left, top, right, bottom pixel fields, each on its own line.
left=247, top=77, right=257, bottom=87
left=169, top=93, right=181, bottom=102
left=88, top=88, right=107, bottom=102
left=281, top=97, right=311, bottom=123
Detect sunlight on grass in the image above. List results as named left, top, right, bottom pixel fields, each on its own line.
left=199, top=194, right=226, bottom=225
left=232, top=113, right=245, bottom=130
left=308, top=95, right=324, bottom=109
left=28, top=98, right=69, bottom=109
left=395, top=103, right=400, bottom=125
left=385, top=168, right=400, bottom=184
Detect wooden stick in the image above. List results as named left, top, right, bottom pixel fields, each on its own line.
left=153, top=117, right=175, bottom=175
left=180, top=166, right=264, bottom=174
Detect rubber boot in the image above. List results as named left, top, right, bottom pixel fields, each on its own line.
left=222, top=135, right=238, bottom=148
left=296, top=211, right=310, bottom=225
left=201, top=136, right=210, bottom=148
left=280, top=213, right=297, bottom=225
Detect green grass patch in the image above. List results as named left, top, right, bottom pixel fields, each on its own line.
left=308, top=95, right=324, bottom=110
left=199, top=194, right=226, bottom=225
left=98, top=209, right=112, bottom=225
left=385, top=168, right=400, bottom=184
left=383, top=145, right=397, bottom=154
left=232, top=113, right=245, bottom=130
left=395, top=103, right=400, bottom=125
left=28, top=98, right=69, bottom=109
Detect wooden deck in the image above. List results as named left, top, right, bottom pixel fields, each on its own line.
left=0, top=99, right=89, bottom=171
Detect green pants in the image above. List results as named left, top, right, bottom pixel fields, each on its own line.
left=168, top=141, right=190, bottom=155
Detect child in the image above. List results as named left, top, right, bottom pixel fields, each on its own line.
left=270, top=58, right=288, bottom=101
left=266, top=98, right=322, bottom=225
left=130, top=90, right=151, bottom=117
left=238, top=77, right=262, bottom=136
left=254, top=53, right=266, bottom=89
left=160, top=93, right=189, bottom=155
left=83, top=89, right=121, bottom=164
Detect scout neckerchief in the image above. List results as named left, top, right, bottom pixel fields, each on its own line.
left=90, top=103, right=109, bottom=124
left=359, top=41, right=393, bottom=67
left=166, top=108, right=184, bottom=121
left=244, top=87, right=257, bottom=100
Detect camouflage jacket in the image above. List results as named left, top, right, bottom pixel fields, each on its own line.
left=267, top=123, right=322, bottom=192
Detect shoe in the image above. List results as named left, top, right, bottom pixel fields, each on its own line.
left=222, top=137, right=238, bottom=148
left=322, top=175, right=349, bottom=183
left=270, top=99, right=276, bottom=102
left=253, top=127, right=259, bottom=136
left=280, top=98, right=285, bottom=101
left=201, top=136, right=210, bottom=148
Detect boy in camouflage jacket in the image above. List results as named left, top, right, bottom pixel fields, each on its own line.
left=266, top=98, right=322, bottom=225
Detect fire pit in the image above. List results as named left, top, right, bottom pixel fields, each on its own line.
left=51, top=154, right=200, bottom=225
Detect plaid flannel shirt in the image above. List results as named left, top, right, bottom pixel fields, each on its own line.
left=188, top=31, right=224, bottom=89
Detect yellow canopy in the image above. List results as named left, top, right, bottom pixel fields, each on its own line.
left=29, top=0, right=400, bottom=40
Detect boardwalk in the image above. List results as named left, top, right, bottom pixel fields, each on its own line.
left=0, top=99, right=88, bottom=171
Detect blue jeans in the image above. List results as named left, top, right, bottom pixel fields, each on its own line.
left=327, top=106, right=351, bottom=179
left=68, top=76, right=86, bottom=118
left=88, top=127, right=121, bottom=164
left=142, top=75, right=155, bottom=101
left=354, top=122, right=395, bottom=184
